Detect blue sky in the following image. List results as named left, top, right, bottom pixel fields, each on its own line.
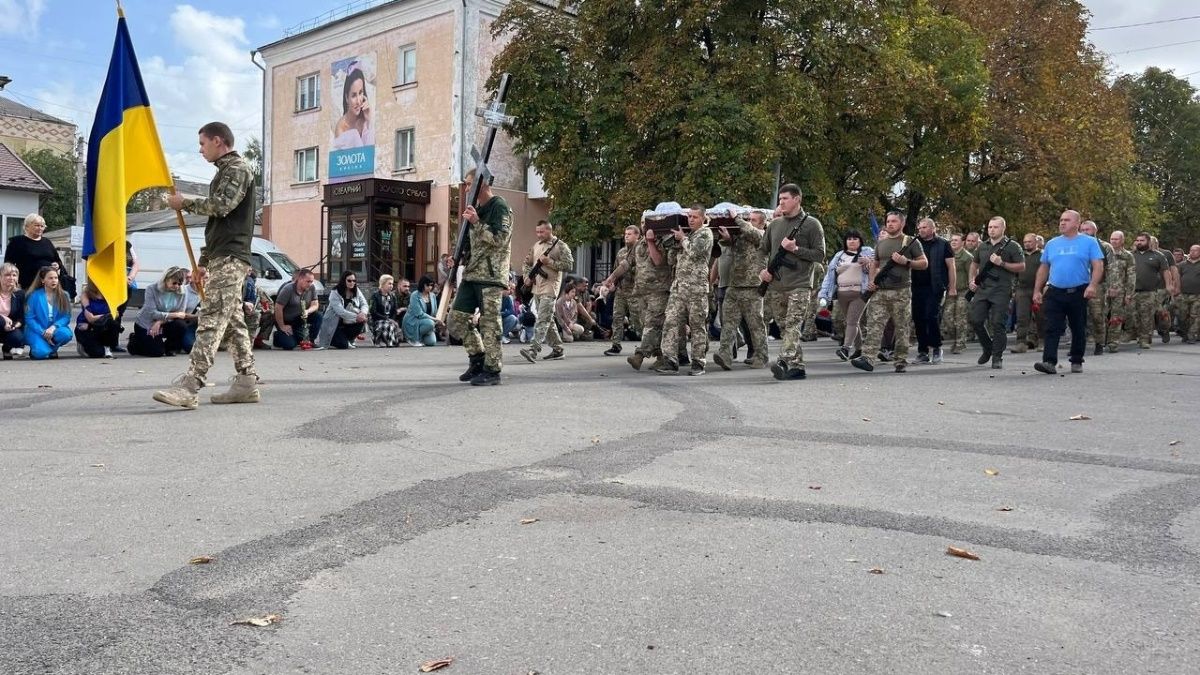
left=1, top=0, right=1197, bottom=186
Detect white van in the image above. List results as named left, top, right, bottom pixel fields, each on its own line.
left=129, top=228, right=323, bottom=299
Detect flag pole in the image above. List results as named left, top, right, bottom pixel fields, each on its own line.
left=170, top=187, right=205, bottom=301
left=116, top=1, right=123, bottom=19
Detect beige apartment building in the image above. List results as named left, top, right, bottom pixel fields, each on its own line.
left=257, top=0, right=551, bottom=284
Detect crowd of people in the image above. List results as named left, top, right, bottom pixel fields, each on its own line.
left=4, top=194, right=1198, bottom=376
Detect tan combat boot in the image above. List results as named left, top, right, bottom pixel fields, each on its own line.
left=210, top=374, right=261, bottom=404
left=152, top=374, right=202, bottom=410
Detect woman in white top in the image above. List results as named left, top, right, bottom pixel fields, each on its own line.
left=818, top=230, right=875, bottom=361
left=316, top=270, right=369, bottom=349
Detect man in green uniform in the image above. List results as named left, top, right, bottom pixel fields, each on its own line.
left=449, top=169, right=513, bottom=385
left=1010, top=233, right=1041, bottom=353
left=618, top=222, right=672, bottom=371
left=851, top=211, right=926, bottom=374
left=519, top=220, right=574, bottom=363
left=657, top=205, right=714, bottom=375
left=713, top=209, right=767, bottom=370
left=969, top=217, right=1025, bottom=368
left=1131, top=232, right=1171, bottom=349
left=1105, top=230, right=1137, bottom=351
left=1150, top=236, right=1181, bottom=342
left=603, top=225, right=640, bottom=355
left=1178, top=245, right=1200, bottom=343
left=154, top=122, right=259, bottom=409
left=759, top=184, right=825, bottom=380
left=1080, top=220, right=1115, bottom=355
left=942, top=233, right=973, bottom=354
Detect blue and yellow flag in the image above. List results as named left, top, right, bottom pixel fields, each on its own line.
left=83, top=8, right=172, bottom=310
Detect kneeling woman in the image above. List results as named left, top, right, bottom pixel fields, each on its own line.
left=1, top=262, right=26, bottom=359
left=23, top=266, right=73, bottom=359
left=129, top=267, right=198, bottom=357
left=403, top=276, right=440, bottom=346
left=316, top=270, right=368, bottom=349
left=74, top=282, right=120, bottom=358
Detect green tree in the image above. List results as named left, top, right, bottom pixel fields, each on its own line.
left=19, top=147, right=78, bottom=230
left=1114, top=68, right=1200, bottom=247
left=244, top=136, right=264, bottom=187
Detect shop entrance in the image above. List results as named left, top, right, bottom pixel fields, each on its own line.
left=323, top=178, right=435, bottom=286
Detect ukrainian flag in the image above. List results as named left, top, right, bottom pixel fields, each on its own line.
left=83, top=8, right=172, bottom=310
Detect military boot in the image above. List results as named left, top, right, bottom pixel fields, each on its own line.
left=627, top=352, right=646, bottom=371
left=712, top=352, right=733, bottom=371
left=470, top=369, right=502, bottom=386
left=153, top=374, right=201, bottom=410
left=210, top=374, right=261, bottom=404
left=459, top=353, right=485, bottom=382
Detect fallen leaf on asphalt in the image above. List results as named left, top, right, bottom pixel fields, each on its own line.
left=591, top=436, right=601, bottom=444
left=298, top=366, right=305, bottom=371
left=937, top=401, right=945, bottom=406
left=808, top=485, right=822, bottom=490
left=231, top=613, right=282, bottom=627
left=867, top=567, right=885, bottom=574
left=844, top=558, right=859, bottom=563
left=419, top=657, right=454, bottom=672
left=1068, top=414, right=1091, bottom=421
left=519, top=518, right=538, bottom=525
left=862, top=417, right=872, bottom=422
left=1169, top=440, right=1181, bottom=446
left=90, top=463, right=105, bottom=468
left=935, top=611, right=953, bottom=618
left=984, top=468, right=1000, bottom=476
left=37, top=384, right=52, bottom=389
left=946, top=546, right=981, bottom=561
left=995, top=506, right=1014, bottom=512
left=136, top=370, right=145, bottom=374
left=189, top=556, right=214, bottom=565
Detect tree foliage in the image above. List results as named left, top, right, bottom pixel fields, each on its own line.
left=20, top=147, right=78, bottom=230
left=1114, top=68, right=1200, bottom=248
left=491, top=0, right=1158, bottom=243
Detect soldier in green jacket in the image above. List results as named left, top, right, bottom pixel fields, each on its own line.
left=450, top=169, right=513, bottom=385
left=758, top=184, right=825, bottom=380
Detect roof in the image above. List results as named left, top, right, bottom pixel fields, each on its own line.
left=0, top=95, right=74, bottom=126
left=0, top=141, right=53, bottom=193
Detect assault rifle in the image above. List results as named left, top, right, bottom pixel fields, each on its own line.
left=518, top=237, right=561, bottom=305
left=862, top=236, right=919, bottom=301
left=964, top=236, right=1010, bottom=303
left=757, top=215, right=812, bottom=297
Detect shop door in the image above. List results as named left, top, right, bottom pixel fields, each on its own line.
left=401, top=223, right=438, bottom=283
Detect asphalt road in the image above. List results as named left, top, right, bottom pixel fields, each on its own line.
left=1, top=335, right=1198, bottom=674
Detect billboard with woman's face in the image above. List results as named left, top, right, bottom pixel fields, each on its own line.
left=329, top=53, right=376, bottom=179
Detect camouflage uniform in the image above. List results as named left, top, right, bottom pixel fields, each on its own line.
left=858, top=235, right=923, bottom=369
left=1102, top=247, right=1135, bottom=350
left=1085, top=240, right=1115, bottom=347
left=632, top=236, right=674, bottom=360
left=609, top=243, right=640, bottom=347
left=1131, top=249, right=1167, bottom=347
left=800, top=262, right=826, bottom=340
left=942, top=248, right=972, bottom=352
left=759, top=211, right=826, bottom=371
left=661, top=226, right=714, bottom=370
left=1179, top=258, right=1200, bottom=341
left=1013, top=249, right=1042, bottom=349
left=521, top=236, right=574, bottom=356
left=450, top=195, right=513, bottom=372
left=715, top=220, right=767, bottom=368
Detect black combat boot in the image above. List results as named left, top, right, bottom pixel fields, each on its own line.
left=459, top=353, right=485, bottom=382
left=470, top=368, right=502, bottom=386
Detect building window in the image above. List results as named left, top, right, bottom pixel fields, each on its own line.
left=294, top=147, right=318, bottom=183
left=394, top=129, right=415, bottom=170
left=397, top=45, right=416, bottom=85
left=296, top=73, right=320, bottom=112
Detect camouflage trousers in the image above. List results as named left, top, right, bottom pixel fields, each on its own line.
left=765, top=287, right=813, bottom=369
left=185, top=256, right=256, bottom=384
left=1013, top=288, right=1041, bottom=346
left=1131, top=291, right=1159, bottom=345
left=609, top=289, right=641, bottom=347
left=717, top=286, right=767, bottom=366
left=526, top=293, right=562, bottom=354
left=801, top=289, right=821, bottom=339
left=1178, top=293, right=1200, bottom=340
left=941, top=293, right=969, bottom=349
left=661, top=291, right=710, bottom=368
left=1086, top=290, right=1110, bottom=346
left=636, top=291, right=670, bottom=357
left=449, top=281, right=503, bottom=371
left=859, top=287, right=912, bottom=366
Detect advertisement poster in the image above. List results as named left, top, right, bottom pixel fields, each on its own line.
left=351, top=218, right=368, bottom=259
left=329, top=53, right=376, bottom=179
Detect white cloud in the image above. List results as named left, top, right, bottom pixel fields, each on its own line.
left=0, top=0, right=46, bottom=36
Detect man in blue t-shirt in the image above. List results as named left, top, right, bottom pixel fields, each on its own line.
left=1031, top=210, right=1104, bottom=374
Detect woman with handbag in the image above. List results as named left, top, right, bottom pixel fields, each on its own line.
left=818, top=230, right=874, bottom=361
